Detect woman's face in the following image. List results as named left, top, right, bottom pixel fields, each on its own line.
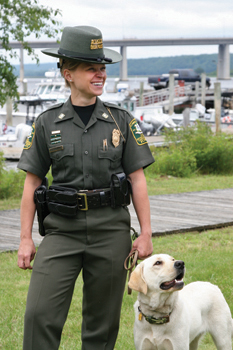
left=66, top=62, right=107, bottom=102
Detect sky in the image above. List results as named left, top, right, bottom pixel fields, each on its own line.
left=4, top=0, right=233, bottom=64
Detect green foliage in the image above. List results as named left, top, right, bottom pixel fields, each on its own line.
left=0, top=151, right=3, bottom=176
left=0, top=152, right=53, bottom=200
left=0, top=0, right=61, bottom=107
left=106, top=53, right=233, bottom=77
left=0, top=168, right=26, bottom=199
left=146, top=122, right=233, bottom=177
left=0, top=153, right=26, bottom=199
left=0, top=58, right=19, bottom=104
left=146, top=146, right=197, bottom=178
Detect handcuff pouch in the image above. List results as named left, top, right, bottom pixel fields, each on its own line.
left=110, top=172, right=131, bottom=208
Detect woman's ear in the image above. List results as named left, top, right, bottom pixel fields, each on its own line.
left=63, top=69, right=72, bottom=82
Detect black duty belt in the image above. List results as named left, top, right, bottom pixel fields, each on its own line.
left=47, top=187, right=113, bottom=217
left=34, top=173, right=131, bottom=224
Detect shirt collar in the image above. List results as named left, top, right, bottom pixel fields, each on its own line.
left=54, top=96, right=115, bottom=127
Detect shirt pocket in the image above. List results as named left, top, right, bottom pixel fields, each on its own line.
left=98, top=145, right=123, bottom=170
left=49, top=144, right=75, bottom=181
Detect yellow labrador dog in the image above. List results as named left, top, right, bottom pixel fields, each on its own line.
left=128, top=254, right=233, bottom=350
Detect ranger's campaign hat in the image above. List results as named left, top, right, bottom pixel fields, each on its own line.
left=42, top=26, right=122, bottom=65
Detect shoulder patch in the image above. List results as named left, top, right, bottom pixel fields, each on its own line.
left=129, top=119, right=147, bottom=145
left=24, top=122, right=35, bottom=150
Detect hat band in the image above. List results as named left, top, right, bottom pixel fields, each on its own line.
left=58, top=49, right=112, bottom=63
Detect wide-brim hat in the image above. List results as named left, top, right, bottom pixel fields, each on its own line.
left=42, top=26, right=122, bottom=65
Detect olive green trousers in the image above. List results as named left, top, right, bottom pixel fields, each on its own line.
left=23, top=206, right=131, bottom=350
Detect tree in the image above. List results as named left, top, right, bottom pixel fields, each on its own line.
left=0, top=0, right=61, bottom=107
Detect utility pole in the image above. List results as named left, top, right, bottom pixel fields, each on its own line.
left=168, top=74, right=174, bottom=115
left=214, top=82, right=221, bottom=134
left=201, top=73, right=206, bottom=107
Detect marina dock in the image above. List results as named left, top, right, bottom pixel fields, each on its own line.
left=1, top=188, right=232, bottom=252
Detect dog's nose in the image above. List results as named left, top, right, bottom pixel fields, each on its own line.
left=174, top=260, right=185, bottom=269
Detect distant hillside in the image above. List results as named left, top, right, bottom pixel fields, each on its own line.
left=13, top=53, right=233, bottom=77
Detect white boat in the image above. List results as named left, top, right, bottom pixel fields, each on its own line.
left=30, top=70, right=70, bottom=105
left=134, top=105, right=177, bottom=134
left=171, top=104, right=229, bottom=125
left=0, top=123, right=32, bottom=159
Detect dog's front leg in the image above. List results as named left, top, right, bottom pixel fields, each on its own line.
left=139, top=337, right=158, bottom=350
left=158, top=339, right=174, bottom=350
left=159, top=338, right=189, bottom=350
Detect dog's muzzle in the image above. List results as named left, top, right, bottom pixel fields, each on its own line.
left=160, top=260, right=185, bottom=291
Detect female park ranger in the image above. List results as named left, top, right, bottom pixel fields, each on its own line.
left=17, top=26, right=154, bottom=350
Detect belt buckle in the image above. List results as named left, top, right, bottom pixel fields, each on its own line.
left=78, top=193, right=88, bottom=211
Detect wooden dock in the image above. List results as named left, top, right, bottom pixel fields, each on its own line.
left=130, top=188, right=233, bottom=235
left=0, top=188, right=232, bottom=252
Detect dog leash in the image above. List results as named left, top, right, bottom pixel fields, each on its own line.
left=124, top=249, right=139, bottom=295
left=124, top=226, right=140, bottom=295
left=124, top=227, right=141, bottom=294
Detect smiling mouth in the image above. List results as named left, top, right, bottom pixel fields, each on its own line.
left=92, top=82, right=103, bottom=86
left=160, top=271, right=184, bottom=290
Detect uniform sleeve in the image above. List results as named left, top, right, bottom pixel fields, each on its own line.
left=17, top=116, right=51, bottom=179
left=121, top=112, right=155, bottom=175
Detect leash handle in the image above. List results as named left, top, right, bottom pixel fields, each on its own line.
left=124, top=250, right=139, bottom=295
left=124, top=249, right=138, bottom=271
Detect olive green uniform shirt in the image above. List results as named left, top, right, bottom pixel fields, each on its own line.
left=18, top=97, right=154, bottom=189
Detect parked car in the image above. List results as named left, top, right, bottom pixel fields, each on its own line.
left=148, top=69, right=211, bottom=90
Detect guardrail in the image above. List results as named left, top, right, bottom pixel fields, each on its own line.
left=135, top=85, right=193, bottom=107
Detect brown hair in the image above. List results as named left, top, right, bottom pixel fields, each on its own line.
left=59, top=59, right=81, bottom=88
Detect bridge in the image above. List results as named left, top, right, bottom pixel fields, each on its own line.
left=2, top=37, right=233, bottom=82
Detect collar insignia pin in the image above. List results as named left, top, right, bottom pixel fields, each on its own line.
left=58, top=113, right=65, bottom=119
left=102, top=113, right=108, bottom=119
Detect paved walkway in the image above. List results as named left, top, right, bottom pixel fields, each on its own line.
left=1, top=188, right=232, bottom=252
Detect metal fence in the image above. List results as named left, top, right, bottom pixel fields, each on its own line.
left=135, top=85, right=193, bottom=107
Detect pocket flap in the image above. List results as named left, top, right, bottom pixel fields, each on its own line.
left=49, top=144, right=74, bottom=161
left=98, top=146, right=122, bottom=161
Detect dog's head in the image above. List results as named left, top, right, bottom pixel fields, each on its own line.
left=128, top=254, right=185, bottom=295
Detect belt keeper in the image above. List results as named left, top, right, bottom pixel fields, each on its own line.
left=100, top=191, right=106, bottom=206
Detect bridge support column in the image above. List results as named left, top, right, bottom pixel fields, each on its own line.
left=120, top=45, right=128, bottom=81
left=217, top=44, right=230, bottom=80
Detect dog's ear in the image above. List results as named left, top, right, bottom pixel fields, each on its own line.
left=128, top=263, right=147, bottom=295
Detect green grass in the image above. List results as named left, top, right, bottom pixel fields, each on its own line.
left=1, top=227, right=233, bottom=349
left=146, top=174, right=233, bottom=196
left=0, top=198, right=22, bottom=211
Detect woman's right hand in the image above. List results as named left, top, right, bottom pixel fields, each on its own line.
left=18, top=172, right=42, bottom=270
left=18, top=238, right=36, bottom=270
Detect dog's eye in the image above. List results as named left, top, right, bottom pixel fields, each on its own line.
left=154, top=261, right=162, bottom=266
